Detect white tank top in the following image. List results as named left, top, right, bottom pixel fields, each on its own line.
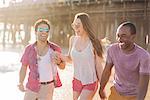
left=70, top=36, right=97, bottom=85
left=38, top=47, right=56, bottom=82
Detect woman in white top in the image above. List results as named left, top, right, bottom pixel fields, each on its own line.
left=60, top=13, right=104, bottom=100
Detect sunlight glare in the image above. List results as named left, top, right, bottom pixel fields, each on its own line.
left=0, top=0, right=23, bottom=8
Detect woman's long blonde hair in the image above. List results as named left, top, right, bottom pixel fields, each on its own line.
left=75, top=13, right=103, bottom=58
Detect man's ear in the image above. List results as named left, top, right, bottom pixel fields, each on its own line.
left=131, top=34, right=136, bottom=40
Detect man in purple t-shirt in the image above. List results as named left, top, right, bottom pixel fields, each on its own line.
left=99, top=21, right=150, bottom=100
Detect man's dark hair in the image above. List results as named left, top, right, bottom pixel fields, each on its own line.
left=121, top=21, right=136, bottom=35
left=34, top=19, right=50, bottom=32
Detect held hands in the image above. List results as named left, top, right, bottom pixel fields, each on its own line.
left=17, top=83, right=26, bottom=92
left=52, top=51, right=72, bottom=63
left=99, top=88, right=107, bottom=100
left=52, top=51, right=66, bottom=69
left=52, top=51, right=65, bottom=69
left=52, top=51, right=62, bottom=65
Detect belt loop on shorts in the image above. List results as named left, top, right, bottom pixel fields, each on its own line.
left=40, top=80, right=54, bottom=85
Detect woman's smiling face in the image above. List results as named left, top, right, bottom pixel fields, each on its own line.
left=72, top=18, right=85, bottom=36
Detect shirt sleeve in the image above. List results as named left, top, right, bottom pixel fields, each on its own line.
left=20, top=46, right=30, bottom=66
left=50, top=43, right=62, bottom=53
left=55, top=47, right=61, bottom=53
left=139, top=53, right=150, bottom=75
left=106, top=47, right=113, bottom=64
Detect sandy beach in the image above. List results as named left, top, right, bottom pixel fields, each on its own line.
left=0, top=47, right=149, bottom=100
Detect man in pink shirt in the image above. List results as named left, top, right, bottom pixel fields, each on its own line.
left=18, top=19, right=65, bottom=100
left=99, top=21, right=150, bottom=100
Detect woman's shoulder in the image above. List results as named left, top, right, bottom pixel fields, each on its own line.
left=70, top=35, right=79, bottom=39
left=69, top=35, right=79, bottom=43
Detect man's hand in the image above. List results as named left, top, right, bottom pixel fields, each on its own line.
left=17, top=83, right=26, bottom=92
left=52, top=51, right=61, bottom=64
left=52, top=51, right=65, bottom=69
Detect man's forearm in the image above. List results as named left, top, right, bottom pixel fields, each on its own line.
left=19, top=66, right=27, bottom=84
left=137, top=74, right=149, bottom=100
left=100, top=68, right=111, bottom=90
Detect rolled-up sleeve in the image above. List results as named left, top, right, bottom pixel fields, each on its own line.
left=55, top=46, right=61, bottom=53
left=51, top=43, right=62, bottom=53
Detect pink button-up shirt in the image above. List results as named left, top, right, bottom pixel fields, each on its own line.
left=21, top=41, right=62, bottom=92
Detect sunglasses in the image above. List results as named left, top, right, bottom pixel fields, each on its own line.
left=37, top=28, right=49, bottom=33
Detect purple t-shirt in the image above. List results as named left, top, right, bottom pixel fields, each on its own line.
left=106, top=43, right=150, bottom=96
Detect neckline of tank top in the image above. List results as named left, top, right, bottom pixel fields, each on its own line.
left=74, top=41, right=91, bottom=53
left=37, top=47, right=51, bottom=58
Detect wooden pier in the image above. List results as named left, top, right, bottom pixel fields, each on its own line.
left=0, top=0, right=149, bottom=49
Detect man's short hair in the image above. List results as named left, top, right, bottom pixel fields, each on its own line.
left=34, top=19, right=50, bottom=32
left=119, top=21, right=136, bottom=35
